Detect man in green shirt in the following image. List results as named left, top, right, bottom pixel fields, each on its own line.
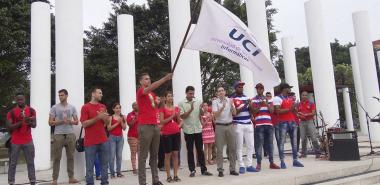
left=179, top=86, right=213, bottom=178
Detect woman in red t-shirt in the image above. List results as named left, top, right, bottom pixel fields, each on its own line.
left=159, top=91, right=182, bottom=183
left=107, top=103, right=127, bottom=178
left=126, top=102, right=139, bottom=174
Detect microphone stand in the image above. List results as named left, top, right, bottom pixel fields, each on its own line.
left=347, top=90, right=375, bottom=155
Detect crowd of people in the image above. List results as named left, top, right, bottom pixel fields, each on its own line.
left=5, top=72, right=322, bottom=185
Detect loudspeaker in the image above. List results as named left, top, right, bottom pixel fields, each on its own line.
left=328, top=131, right=360, bottom=161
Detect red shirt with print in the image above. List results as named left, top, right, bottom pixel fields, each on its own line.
left=274, top=95, right=296, bottom=122
left=159, top=106, right=181, bottom=136
left=7, top=106, right=35, bottom=145
left=298, top=100, right=316, bottom=121
left=109, top=116, right=123, bottom=136
left=126, top=111, right=139, bottom=138
left=137, top=87, right=158, bottom=124
left=80, top=103, right=108, bottom=147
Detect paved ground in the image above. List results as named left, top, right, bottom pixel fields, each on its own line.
left=2, top=135, right=380, bottom=185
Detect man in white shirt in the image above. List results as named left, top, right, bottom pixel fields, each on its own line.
left=212, top=86, right=239, bottom=177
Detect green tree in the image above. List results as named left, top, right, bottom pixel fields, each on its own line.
left=295, top=39, right=353, bottom=86
left=84, top=0, right=171, bottom=108
left=0, top=0, right=51, bottom=126
left=294, top=39, right=358, bottom=128
left=84, top=0, right=280, bottom=107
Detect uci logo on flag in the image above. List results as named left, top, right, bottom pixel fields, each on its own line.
left=229, top=28, right=262, bottom=57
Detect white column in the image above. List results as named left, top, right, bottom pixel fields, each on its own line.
left=343, top=88, right=354, bottom=131
left=55, top=0, right=85, bottom=181
left=246, top=0, right=273, bottom=91
left=353, top=11, right=380, bottom=141
left=282, top=37, right=300, bottom=100
left=304, top=0, right=339, bottom=127
left=239, top=66, right=255, bottom=97
left=349, top=47, right=368, bottom=135
left=117, top=14, right=136, bottom=165
left=378, top=51, right=380, bottom=75
left=30, top=2, right=51, bottom=171
left=168, top=0, right=203, bottom=165
left=168, top=0, right=202, bottom=104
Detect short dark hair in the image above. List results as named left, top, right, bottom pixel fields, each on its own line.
left=266, top=92, right=272, bottom=95
left=91, top=87, right=101, bottom=93
left=15, top=92, right=24, bottom=96
left=139, top=73, right=149, bottom=81
left=58, top=89, right=68, bottom=95
left=185, top=86, right=195, bottom=93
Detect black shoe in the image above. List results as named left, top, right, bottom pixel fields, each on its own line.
left=230, top=171, right=239, bottom=176
left=153, top=181, right=164, bottom=185
left=218, top=171, right=224, bottom=177
left=190, top=170, right=196, bottom=177
left=173, top=176, right=181, bottom=182
left=202, top=171, right=213, bottom=176
left=166, top=176, right=173, bottom=183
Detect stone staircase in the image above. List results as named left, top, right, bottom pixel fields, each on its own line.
left=314, top=170, right=380, bottom=185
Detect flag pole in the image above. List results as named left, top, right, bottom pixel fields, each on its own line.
left=171, top=0, right=202, bottom=73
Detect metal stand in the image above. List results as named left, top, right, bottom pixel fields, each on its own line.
left=348, top=90, right=375, bottom=155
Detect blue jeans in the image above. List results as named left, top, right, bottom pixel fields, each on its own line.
left=109, top=135, right=124, bottom=176
left=276, top=121, right=298, bottom=161
left=94, top=154, right=101, bottom=177
left=255, top=125, right=274, bottom=164
left=85, top=142, right=109, bottom=185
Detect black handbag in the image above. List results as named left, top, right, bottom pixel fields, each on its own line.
left=5, top=137, right=11, bottom=149
left=75, top=127, right=84, bottom=152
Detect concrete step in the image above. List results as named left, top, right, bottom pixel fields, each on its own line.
left=314, top=170, right=380, bottom=185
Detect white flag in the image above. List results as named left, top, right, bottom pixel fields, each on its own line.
left=185, top=0, right=280, bottom=88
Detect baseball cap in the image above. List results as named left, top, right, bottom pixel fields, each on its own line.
left=233, top=81, right=245, bottom=89
left=279, top=83, right=293, bottom=90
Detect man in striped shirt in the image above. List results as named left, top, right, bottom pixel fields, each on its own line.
left=230, top=81, right=257, bottom=174
left=252, top=83, right=280, bottom=171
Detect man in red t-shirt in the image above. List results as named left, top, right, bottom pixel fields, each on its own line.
left=273, top=83, right=304, bottom=169
left=6, top=92, right=37, bottom=185
left=137, top=72, right=172, bottom=185
left=297, top=91, right=321, bottom=158
left=80, top=87, right=110, bottom=185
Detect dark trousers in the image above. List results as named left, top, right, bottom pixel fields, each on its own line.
left=94, top=154, right=101, bottom=177
left=158, top=135, right=165, bottom=169
left=8, top=141, right=36, bottom=185
left=297, top=127, right=301, bottom=152
left=184, top=132, right=207, bottom=173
